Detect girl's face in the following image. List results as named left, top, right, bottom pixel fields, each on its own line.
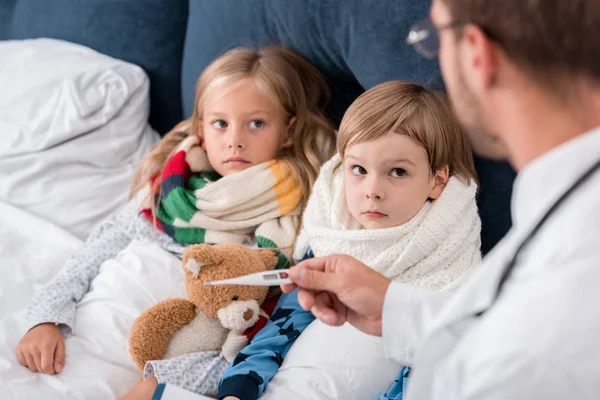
left=343, top=133, right=448, bottom=229
left=200, top=80, right=293, bottom=176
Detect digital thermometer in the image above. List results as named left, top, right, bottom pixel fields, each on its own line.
left=204, top=269, right=292, bottom=286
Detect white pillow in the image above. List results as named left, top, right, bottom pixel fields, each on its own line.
left=0, top=39, right=159, bottom=239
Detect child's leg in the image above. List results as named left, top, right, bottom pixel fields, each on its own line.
left=120, top=377, right=158, bottom=400
left=219, top=289, right=315, bottom=400
left=376, top=367, right=410, bottom=400
left=143, top=351, right=228, bottom=397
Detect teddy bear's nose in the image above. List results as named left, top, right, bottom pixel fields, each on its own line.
left=243, top=309, right=254, bottom=321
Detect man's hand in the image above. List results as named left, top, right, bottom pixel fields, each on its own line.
left=281, top=254, right=390, bottom=336
left=16, top=323, right=65, bottom=374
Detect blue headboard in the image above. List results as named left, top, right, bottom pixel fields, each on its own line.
left=182, top=0, right=442, bottom=125
left=0, top=0, right=515, bottom=253
left=0, top=0, right=188, bottom=134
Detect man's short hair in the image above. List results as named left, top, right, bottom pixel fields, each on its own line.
left=443, top=0, right=600, bottom=87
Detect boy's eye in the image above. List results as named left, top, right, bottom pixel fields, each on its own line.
left=391, top=168, right=407, bottom=178
left=351, top=165, right=367, bottom=175
left=212, top=120, right=227, bottom=129
left=249, top=119, right=264, bottom=128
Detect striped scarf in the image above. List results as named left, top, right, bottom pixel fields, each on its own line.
left=139, top=135, right=302, bottom=269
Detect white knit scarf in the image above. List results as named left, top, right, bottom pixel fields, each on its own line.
left=294, top=154, right=482, bottom=290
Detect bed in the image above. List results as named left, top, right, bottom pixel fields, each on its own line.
left=0, top=1, right=516, bottom=399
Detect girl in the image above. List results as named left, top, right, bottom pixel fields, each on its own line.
left=218, top=81, right=481, bottom=400
left=15, top=46, right=336, bottom=398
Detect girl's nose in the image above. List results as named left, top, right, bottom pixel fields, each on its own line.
left=228, top=127, right=246, bottom=149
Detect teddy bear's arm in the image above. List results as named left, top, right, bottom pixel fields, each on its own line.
left=222, top=330, right=250, bottom=363
left=128, top=298, right=197, bottom=370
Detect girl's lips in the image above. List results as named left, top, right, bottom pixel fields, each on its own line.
left=224, top=157, right=250, bottom=167
left=363, top=211, right=387, bottom=219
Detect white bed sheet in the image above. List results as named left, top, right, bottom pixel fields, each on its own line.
left=0, top=200, right=188, bottom=400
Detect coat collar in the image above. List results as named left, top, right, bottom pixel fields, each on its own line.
left=432, top=125, right=600, bottom=330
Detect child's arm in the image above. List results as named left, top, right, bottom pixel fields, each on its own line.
left=217, top=289, right=315, bottom=400
left=24, top=200, right=140, bottom=336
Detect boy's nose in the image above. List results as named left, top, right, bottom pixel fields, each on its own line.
left=365, top=180, right=385, bottom=201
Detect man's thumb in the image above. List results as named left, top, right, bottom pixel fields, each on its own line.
left=290, top=266, right=335, bottom=292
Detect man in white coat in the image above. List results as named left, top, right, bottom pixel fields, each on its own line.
left=282, top=0, right=600, bottom=398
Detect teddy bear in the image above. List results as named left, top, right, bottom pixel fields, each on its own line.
left=128, top=243, right=278, bottom=370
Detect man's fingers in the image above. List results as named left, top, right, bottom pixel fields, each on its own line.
left=280, top=283, right=297, bottom=293
left=312, top=292, right=347, bottom=326
left=54, top=339, right=65, bottom=374
left=297, top=288, right=316, bottom=311
left=330, top=294, right=349, bottom=322
left=311, top=305, right=345, bottom=326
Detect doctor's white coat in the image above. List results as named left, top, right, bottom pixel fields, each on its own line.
left=383, top=127, right=600, bottom=400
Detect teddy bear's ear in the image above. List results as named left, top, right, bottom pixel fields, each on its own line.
left=185, top=258, right=204, bottom=278
left=183, top=244, right=225, bottom=269
left=257, top=249, right=279, bottom=270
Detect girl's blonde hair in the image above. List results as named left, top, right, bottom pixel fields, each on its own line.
left=131, top=46, right=336, bottom=207
left=337, top=80, right=477, bottom=184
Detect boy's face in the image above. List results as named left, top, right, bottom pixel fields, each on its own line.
left=343, top=133, right=447, bottom=229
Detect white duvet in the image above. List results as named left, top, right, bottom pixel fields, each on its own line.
left=0, top=200, right=189, bottom=399
left=0, top=38, right=175, bottom=398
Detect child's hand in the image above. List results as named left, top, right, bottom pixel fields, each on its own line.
left=223, top=397, right=241, bottom=400
left=16, top=323, right=65, bottom=374
left=120, top=377, right=158, bottom=400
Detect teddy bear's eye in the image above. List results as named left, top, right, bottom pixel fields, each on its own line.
left=232, top=296, right=239, bottom=301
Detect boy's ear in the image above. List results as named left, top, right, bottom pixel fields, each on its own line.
left=281, top=116, right=297, bottom=149
left=428, top=165, right=450, bottom=200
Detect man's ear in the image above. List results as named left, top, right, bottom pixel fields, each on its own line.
left=281, top=116, right=297, bottom=149
left=428, top=165, right=450, bottom=200
left=461, top=24, right=500, bottom=94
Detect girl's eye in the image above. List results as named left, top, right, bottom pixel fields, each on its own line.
left=212, top=120, right=227, bottom=129
left=249, top=120, right=264, bottom=128
left=391, top=168, right=407, bottom=178
left=351, top=165, right=367, bottom=176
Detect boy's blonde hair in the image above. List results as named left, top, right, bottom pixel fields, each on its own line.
left=131, top=46, right=336, bottom=207
left=337, top=80, right=477, bottom=184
